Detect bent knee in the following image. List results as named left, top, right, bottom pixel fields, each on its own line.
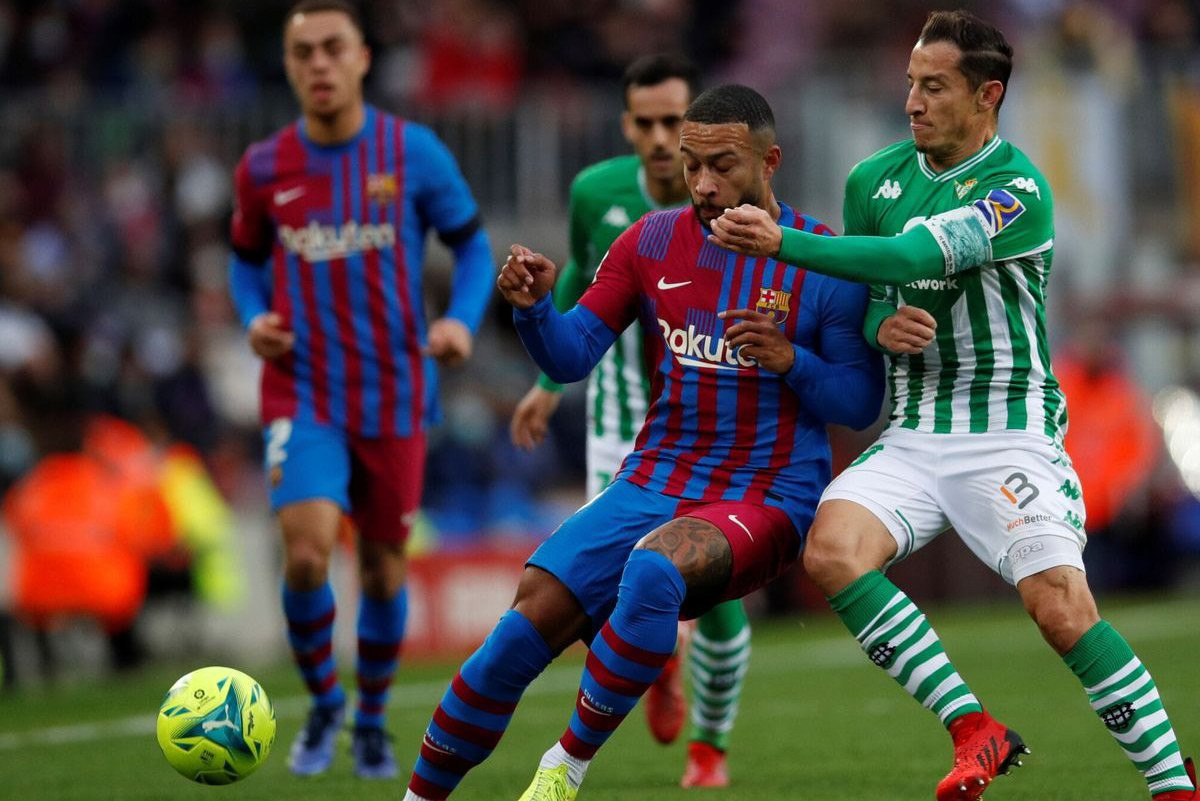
left=1019, top=567, right=1099, bottom=653
left=802, top=503, right=896, bottom=594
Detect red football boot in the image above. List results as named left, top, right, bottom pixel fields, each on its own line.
left=681, top=741, right=729, bottom=789
left=1153, top=757, right=1197, bottom=800
left=645, top=652, right=686, bottom=744
left=935, top=710, right=1029, bottom=801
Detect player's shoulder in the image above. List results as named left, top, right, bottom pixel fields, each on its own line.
left=617, top=205, right=691, bottom=261
left=849, top=138, right=912, bottom=191
left=395, top=116, right=450, bottom=153
left=570, top=154, right=641, bottom=198
left=237, top=122, right=300, bottom=187
left=847, top=139, right=915, bottom=183
left=978, top=139, right=1052, bottom=200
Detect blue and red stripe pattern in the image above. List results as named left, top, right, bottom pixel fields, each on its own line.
left=283, top=583, right=345, bottom=709
left=408, top=610, right=553, bottom=800
left=560, top=549, right=683, bottom=760
left=230, top=105, right=490, bottom=437
left=577, top=205, right=851, bottom=533
left=355, top=590, right=407, bottom=730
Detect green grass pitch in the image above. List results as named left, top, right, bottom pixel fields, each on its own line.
left=2, top=595, right=1197, bottom=800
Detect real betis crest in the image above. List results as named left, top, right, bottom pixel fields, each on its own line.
left=755, top=287, right=791, bottom=325
left=954, top=178, right=977, bottom=200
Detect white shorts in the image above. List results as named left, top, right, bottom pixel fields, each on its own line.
left=821, top=428, right=1088, bottom=585
left=586, top=434, right=635, bottom=498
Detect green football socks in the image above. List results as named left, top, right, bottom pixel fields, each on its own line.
left=688, top=599, right=751, bottom=750
left=830, top=570, right=982, bottom=726
left=1065, top=621, right=1194, bottom=796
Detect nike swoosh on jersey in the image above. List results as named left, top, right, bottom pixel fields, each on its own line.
left=657, top=277, right=692, bottom=290
left=274, top=186, right=307, bottom=206
left=727, top=514, right=754, bottom=541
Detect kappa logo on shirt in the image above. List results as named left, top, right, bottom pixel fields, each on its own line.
left=872, top=179, right=903, bottom=200
left=602, top=205, right=631, bottom=228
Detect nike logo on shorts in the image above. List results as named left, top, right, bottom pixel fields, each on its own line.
left=728, top=514, right=754, bottom=541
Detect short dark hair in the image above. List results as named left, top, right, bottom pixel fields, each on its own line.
left=621, top=53, right=701, bottom=108
left=918, top=10, right=1013, bottom=110
left=284, top=0, right=364, bottom=39
left=683, top=84, right=774, bottom=136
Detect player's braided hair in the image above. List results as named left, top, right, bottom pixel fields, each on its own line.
left=284, top=0, right=365, bottom=39
left=918, top=10, right=1013, bottom=111
left=683, top=84, right=774, bottom=136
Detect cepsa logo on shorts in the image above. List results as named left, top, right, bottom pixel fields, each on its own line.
left=1006, top=513, right=1053, bottom=532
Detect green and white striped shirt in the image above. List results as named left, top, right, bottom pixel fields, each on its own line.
left=844, top=136, right=1067, bottom=440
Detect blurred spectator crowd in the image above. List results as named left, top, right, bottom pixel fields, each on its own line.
left=0, top=0, right=1199, bottom=564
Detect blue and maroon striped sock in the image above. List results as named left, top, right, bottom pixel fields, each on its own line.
left=355, top=587, right=407, bottom=730
left=559, top=549, right=684, bottom=761
left=283, top=582, right=345, bottom=710
left=408, top=609, right=553, bottom=800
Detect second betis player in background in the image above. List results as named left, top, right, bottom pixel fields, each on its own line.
left=510, top=53, right=746, bottom=788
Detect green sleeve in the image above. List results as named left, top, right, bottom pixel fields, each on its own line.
left=863, top=286, right=898, bottom=353
left=777, top=202, right=995, bottom=283
left=778, top=218, right=947, bottom=283
left=840, top=164, right=895, bottom=352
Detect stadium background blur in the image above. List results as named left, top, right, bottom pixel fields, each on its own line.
left=1, top=0, right=1200, bottom=686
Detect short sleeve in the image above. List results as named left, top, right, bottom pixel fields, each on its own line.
left=230, top=155, right=273, bottom=264
left=576, top=222, right=642, bottom=334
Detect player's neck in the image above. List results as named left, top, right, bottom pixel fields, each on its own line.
left=645, top=173, right=689, bottom=207
left=303, top=101, right=366, bottom=146
left=924, top=124, right=997, bottom=172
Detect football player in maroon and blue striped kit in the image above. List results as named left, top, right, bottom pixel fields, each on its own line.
left=403, top=85, right=883, bottom=801
left=228, top=0, right=492, bottom=780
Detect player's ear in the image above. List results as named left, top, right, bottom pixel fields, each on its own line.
left=761, top=143, right=782, bottom=181
left=977, top=79, right=1003, bottom=113
left=620, top=110, right=635, bottom=145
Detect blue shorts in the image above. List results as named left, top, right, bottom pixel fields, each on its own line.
left=528, top=479, right=800, bottom=634
left=263, top=418, right=425, bottom=544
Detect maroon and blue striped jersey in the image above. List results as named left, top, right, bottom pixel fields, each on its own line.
left=565, top=203, right=882, bottom=528
left=230, top=105, right=492, bottom=437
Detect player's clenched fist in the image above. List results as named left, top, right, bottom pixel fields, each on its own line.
left=247, top=312, right=296, bottom=360
left=497, top=244, right=558, bottom=309
left=720, top=309, right=795, bottom=373
left=877, top=304, right=936, bottom=354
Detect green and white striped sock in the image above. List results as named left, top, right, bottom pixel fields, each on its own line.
left=688, top=599, right=750, bottom=750
left=830, top=571, right=981, bottom=726
left=1065, top=621, right=1194, bottom=796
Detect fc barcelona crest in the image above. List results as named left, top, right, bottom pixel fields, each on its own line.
left=755, top=287, right=791, bottom=325
left=367, top=173, right=397, bottom=205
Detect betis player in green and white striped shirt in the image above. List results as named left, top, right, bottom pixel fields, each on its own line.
left=509, top=54, right=750, bottom=789
left=710, top=11, right=1196, bottom=801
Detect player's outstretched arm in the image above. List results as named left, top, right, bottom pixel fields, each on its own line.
left=709, top=204, right=971, bottom=284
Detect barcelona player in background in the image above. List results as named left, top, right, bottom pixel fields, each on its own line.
left=227, top=0, right=492, bottom=780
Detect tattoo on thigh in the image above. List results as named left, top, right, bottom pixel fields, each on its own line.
left=641, top=517, right=733, bottom=615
